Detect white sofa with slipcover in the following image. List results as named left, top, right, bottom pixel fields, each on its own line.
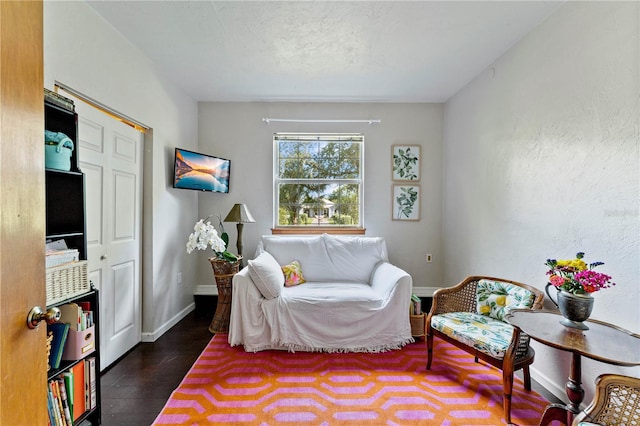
left=228, top=234, right=413, bottom=353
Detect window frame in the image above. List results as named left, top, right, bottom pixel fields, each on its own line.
left=272, top=132, right=365, bottom=234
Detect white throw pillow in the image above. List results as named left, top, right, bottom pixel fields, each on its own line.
left=247, top=251, right=284, bottom=300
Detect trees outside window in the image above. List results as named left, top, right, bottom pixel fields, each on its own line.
left=274, top=133, right=363, bottom=229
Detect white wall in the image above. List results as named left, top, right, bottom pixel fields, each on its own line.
left=196, top=102, right=444, bottom=293
left=44, top=1, right=200, bottom=339
left=444, top=1, right=639, bottom=403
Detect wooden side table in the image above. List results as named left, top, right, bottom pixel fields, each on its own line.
left=505, top=309, right=640, bottom=426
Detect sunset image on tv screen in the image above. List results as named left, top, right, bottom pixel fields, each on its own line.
left=174, top=149, right=230, bottom=193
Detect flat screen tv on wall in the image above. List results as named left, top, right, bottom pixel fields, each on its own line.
left=173, top=147, right=230, bottom=193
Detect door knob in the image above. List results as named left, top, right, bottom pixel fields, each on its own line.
left=100, top=254, right=107, bottom=260
left=27, top=306, right=61, bottom=329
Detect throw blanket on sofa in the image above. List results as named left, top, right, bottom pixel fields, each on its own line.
left=228, top=234, right=413, bottom=353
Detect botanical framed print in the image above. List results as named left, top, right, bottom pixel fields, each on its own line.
left=392, top=144, right=421, bottom=181
left=392, top=184, right=420, bottom=221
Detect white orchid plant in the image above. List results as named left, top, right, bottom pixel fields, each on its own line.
left=186, top=215, right=238, bottom=262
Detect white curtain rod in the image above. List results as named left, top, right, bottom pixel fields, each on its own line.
left=262, top=118, right=381, bottom=124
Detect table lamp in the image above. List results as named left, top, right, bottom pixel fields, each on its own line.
left=223, top=203, right=255, bottom=260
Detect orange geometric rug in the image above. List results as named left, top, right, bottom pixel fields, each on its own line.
left=153, top=334, right=548, bottom=425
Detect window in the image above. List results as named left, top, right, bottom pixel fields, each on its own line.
left=274, top=133, right=364, bottom=232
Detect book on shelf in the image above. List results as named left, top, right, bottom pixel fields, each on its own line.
left=47, top=323, right=70, bottom=370
left=57, top=377, right=73, bottom=426
left=62, top=372, right=74, bottom=421
left=59, top=302, right=94, bottom=332
left=85, top=357, right=97, bottom=410
left=70, top=361, right=86, bottom=421
left=410, top=294, right=422, bottom=315
left=46, top=385, right=58, bottom=426
left=49, top=379, right=65, bottom=426
left=59, top=303, right=82, bottom=331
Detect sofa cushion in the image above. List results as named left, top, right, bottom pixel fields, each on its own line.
left=430, top=312, right=515, bottom=359
left=324, top=234, right=388, bottom=283
left=259, top=234, right=388, bottom=283
left=476, top=279, right=535, bottom=321
left=281, top=260, right=306, bottom=287
left=260, top=235, right=328, bottom=281
left=247, top=251, right=284, bottom=300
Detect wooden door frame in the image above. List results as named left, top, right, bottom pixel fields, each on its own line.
left=0, top=1, right=48, bottom=424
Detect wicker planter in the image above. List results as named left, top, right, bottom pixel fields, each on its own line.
left=208, top=257, right=242, bottom=334
left=410, top=313, right=426, bottom=338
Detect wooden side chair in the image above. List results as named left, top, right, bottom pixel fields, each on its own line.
left=425, top=276, right=544, bottom=424
left=572, top=374, right=640, bottom=426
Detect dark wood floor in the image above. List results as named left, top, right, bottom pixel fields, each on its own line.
left=100, top=310, right=213, bottom=426
left=100, top=308, right=562, bottom=426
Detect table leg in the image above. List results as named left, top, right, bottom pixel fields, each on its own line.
left=538, top=353, right=583, bottom=426
left=208, top=276, right=234, bottom=334
left=566, top=353, right=584, bottom=414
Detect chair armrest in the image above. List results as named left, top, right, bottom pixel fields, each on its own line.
left=501, top=323, right=534, bottom=375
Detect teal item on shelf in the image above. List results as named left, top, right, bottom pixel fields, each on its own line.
left=45, top=130, right=74, bottom=171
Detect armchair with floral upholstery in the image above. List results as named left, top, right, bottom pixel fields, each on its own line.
left=426, top=276, right=544, bottom=424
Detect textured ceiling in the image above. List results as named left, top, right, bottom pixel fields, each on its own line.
left=87, top=1, right=563, bottom=102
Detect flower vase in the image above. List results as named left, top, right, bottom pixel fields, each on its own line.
left=208, top=256, right=242, bottom=334
left=545, top=284, right=594, bottom=330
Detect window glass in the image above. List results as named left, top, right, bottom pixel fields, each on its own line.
left=274, top=133, right=363, bottom=229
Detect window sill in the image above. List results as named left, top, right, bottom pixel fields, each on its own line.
left=271, top=227, right=366, bottom=235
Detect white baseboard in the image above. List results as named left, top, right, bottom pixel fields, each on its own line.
left=195, top=284, right=217, bottom=295
left=141, top=302, right=195, bottom=342
left=413, top=287, right=438, bottom=297
left=196, top=285, right=438, bottom=297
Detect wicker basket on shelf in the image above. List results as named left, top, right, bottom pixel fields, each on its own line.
left=46, top=260, right=89, bottom=305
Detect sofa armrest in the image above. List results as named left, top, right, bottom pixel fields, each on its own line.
left=370, top=261, right=413, bottom=300
left=228, top=267, right=270, bottom=347
left=230, top=267, right=265, bottom=305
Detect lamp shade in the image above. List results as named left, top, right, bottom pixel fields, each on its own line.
left=223, top=204, right=255, bottom=223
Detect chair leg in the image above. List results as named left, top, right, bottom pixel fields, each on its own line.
left=523, top=365, right=532, bottom=391
left=426, top=333, right=433, bottom=369
left=503, top=367, right=514, bottom=424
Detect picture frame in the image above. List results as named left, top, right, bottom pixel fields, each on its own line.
left=392, top=184, right=420, bottom=221
left=392, top=144, right=421, bottom=182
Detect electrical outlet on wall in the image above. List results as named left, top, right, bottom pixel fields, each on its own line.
left=177, top=272, right=183, bottom=285
left=426, top=254, right=432, bottom=263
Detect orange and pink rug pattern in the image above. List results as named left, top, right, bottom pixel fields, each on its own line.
left=153, top=335, right=548, bottom=425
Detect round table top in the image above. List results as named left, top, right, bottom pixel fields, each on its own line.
left=505, top=309, right=640, bottom=366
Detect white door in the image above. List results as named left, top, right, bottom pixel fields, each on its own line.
left=73, top=98, right=143, bottom=371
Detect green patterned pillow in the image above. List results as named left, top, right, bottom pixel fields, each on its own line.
left=281, top=260, right=306, bottom=287
left=476, top=279, right=535, bottom=321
